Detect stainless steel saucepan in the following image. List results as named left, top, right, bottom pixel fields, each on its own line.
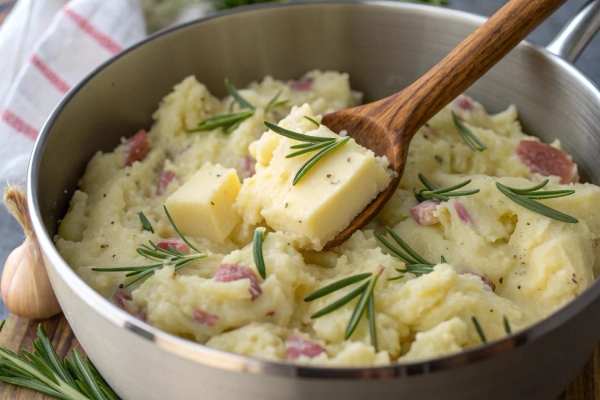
left=28, top=1, right=600, bottom=399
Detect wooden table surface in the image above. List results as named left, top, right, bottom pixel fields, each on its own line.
left=1, top=0, right=600, bottom=399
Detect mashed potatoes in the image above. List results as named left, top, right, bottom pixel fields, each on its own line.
left=56, top=70, right=600, bottom=366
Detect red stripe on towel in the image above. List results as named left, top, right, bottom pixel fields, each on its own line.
left=1, top=109, right=38, bottom=140
left=63, top=7, right=122, bottom=54
left=30, top=55, right=71, bottom=93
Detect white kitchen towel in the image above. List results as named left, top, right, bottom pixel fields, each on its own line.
left=0, top=0, right=146, bottom=189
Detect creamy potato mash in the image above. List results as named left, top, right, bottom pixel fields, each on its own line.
left=56, top=70, right=600, bottom=366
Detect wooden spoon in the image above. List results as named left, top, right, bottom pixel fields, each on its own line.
left=323, top=0, right=566, bottom=249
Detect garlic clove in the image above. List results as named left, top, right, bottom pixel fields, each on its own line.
left=2, top=185, right=61, bottom=319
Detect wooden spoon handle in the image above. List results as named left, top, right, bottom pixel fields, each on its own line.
left=390, top=0, right=567, bottom=138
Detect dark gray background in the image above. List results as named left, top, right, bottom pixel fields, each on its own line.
left=0, top=0, right=598, bottom=321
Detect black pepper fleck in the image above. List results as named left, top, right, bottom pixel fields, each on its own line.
left=111, top=221, right=114, bottom=224
left=518, top=285, right=521, bottom=289
left=103, top=194, right=106, bottom=198
left=327, top=174, right=331, bottom=178
left=434, top=155, right=443, bottom=164
left=211, top=202, right=215, bottom=206
left=119, top=284, right=124, bottom=289
left=572, top=279, right=578, bottom=284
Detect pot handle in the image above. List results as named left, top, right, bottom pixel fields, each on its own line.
left=546, top=0, right=600, bottom=62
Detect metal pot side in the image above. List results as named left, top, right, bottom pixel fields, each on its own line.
left=28, top=2, right=600, bottom=399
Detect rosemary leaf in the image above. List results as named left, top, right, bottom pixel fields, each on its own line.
left=503, top=316, right=512, bottom=334
left=452, top=111, right=487, bottom=152
left=286, top=141, right=332, bottom=158
left=471, top=316, right=487, bottom=343
left=253, top=227, right=267, bottom=279
left=418, top=173, right=438, bottom=191
left=396, top=264, right=435, bottom=274
left=264, top=121, right=335, bottom=143
left=304, top=116, right=320, bottom=127
left=290, top=142, right=318, bottom=150
left=496, top=182, right=578, bottom=223
left=375, top=229, right=439, bottom=275
left=225, top=78, right=254, bottom=110
left=345, top=266, right=384, bottom=340
left=310, top=281, right=369, bottom=319
left=188, top=110, right=254, bottom=133
left=373, top=231, right=416, bottom=264
left=386, top=227, right=432, bottom=266
left=304, top=273, right=372, bottom=302
left=138, top=212, right=154, bottom=233
left=506, top=179, right=549, bottom=194
left=164, top=206, right=203, bottom=253
left=387, top=274, right=404, bottom=281
left=270, top=100, right=289, bottom=110
left=367, top=293, right=377, bottom=351
left=265, top=89, right=289, bottom=112
left=293, top=137, right=350, bottom=185
left=123, top=268, right=157, bottom=288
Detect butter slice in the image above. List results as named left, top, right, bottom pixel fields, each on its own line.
left=237, top=104, right=394, bottom=250
left=165, top=162, right=241, bottom=243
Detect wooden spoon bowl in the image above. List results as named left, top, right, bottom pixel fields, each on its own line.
left=324, top=0, right=567, bottom=249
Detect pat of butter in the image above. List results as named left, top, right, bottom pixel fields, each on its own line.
left=165, top=162, right=241, bottom=243
left=237, top=104, right=394, bottom=250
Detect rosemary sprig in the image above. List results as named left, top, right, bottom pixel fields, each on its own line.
left=471, top=316, right=487, bottom=343
left=253, top=227, right=267, bottom=279
left=188, top=110, right=254, bottom=133
left=414, top=173, right=479, bottom=202
left=452, top=111, right=487, bottom=152
left=496, top=180, right=578, bottom=223
left=92, top=206, right=207, bottom=287
left=374, top=227, right=438, bottom=279
left=188, top=80, right=287, bottom=134
left=304, top=267, right=384, bottom=350
left=138, top=211, right=154, bottom=233
left=0, top=321, right=120, bottom=400
left=264, top=121, right=350, bottom=185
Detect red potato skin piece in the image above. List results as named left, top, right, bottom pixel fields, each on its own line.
left=112, top=290, right=132, bottom=311
left=156, top=170, right=176, bottom=195
left=452, top=95, right=474, bottom=111
left=290, top=78, right=314, bottom=91
left=214, top=264, right=262, bottom=300
left=455, top=266, right=496, bottom=291
left=124, top=129, right=150, bottom=167
left=286, top=336, right=326, bottom=361
left=156, top=238, right=190, bottom=254
left=515, top=140, right=578, bottom=184
left=454, top=201, right=473, bottom=224
left=242, top=155, right=255, bottom=178
left=411, top=199, right=441, bottom=225
left=193, top=309, right=219, bottom=326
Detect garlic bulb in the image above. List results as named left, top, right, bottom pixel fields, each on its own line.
left=2, top=186, right=61, bottom=319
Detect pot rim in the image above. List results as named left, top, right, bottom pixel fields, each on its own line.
left=28, top=0, right=600, bottom=380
